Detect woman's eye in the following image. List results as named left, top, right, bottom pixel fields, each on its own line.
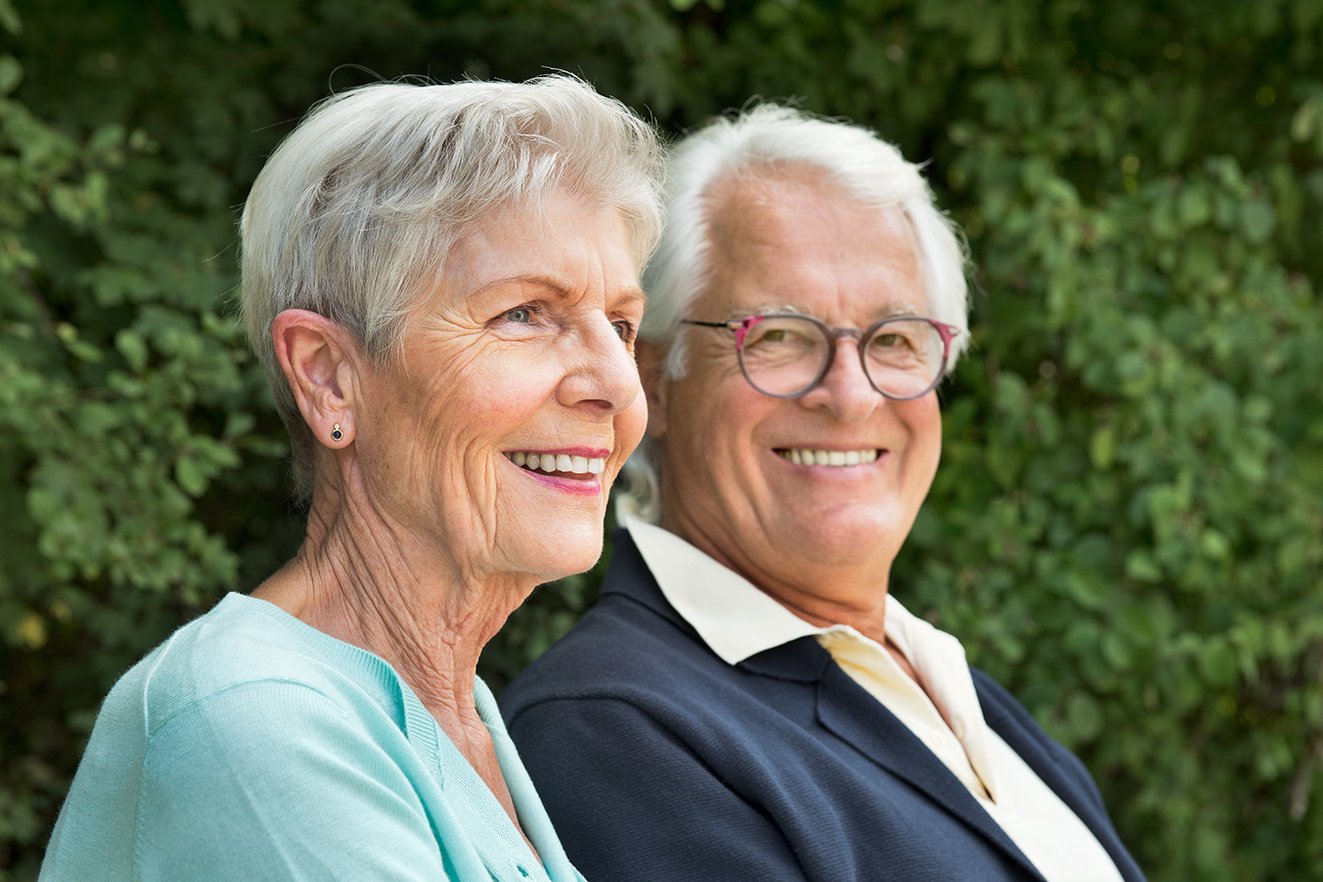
left=612, top=320, right=638, bottom=343
left=503, top=306, right=535, bottom=324
left=495, top=304, right=545, bottom=327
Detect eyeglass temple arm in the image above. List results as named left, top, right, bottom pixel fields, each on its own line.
left=931, top=321, right=961, bottom=351
left=680, top=316, right=765, bottom=349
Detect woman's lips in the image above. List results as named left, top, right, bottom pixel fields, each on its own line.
left=505, top=450, right=607, bottom=475
left=504, top=449, right=609, bottom=496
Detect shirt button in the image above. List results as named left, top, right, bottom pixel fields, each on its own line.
left=517, top=866, right=530, bottom=877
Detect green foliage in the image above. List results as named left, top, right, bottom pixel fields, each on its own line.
left=1, top=1, right=1320, bottom=880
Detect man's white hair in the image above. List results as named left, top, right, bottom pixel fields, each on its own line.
left=240, top=75, right=664, bottom=500
left=618, top=103, right=969, bottom=523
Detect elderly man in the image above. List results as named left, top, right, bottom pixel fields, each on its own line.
left=501, top=105, right=1144, bottom=882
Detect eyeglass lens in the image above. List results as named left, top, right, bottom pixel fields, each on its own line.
left=737, top=315, right=945, bottom=399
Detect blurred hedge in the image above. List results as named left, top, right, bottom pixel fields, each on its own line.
left=2, top=1, right=1321, bottom=879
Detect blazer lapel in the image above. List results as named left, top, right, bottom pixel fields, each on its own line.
left=979, top=682, right=1146, bottom=882
left=813, top=660, right=1047, bottom=881
left=605, top=532, right=1102, bottom=881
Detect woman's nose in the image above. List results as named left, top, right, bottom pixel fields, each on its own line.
left=557, top=317, right=643, bottom=415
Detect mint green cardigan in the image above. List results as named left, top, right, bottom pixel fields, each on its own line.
left=41, top=593, right=586, bottom=881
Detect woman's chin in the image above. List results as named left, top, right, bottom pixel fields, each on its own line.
left=507, top=522, right=605, bottom=584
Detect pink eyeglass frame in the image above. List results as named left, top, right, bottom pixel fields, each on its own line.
left=680, top=313, right=962, bottom=400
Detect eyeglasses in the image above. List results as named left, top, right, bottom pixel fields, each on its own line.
left=680, top=313, right=962, bottom=400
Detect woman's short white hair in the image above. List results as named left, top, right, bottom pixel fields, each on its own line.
left=618, top=103, right=969, bottom=523
left=240, top=75, right=664, bottom=501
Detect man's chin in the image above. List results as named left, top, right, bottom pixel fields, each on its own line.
left=783, top=511, right=909, bottom=566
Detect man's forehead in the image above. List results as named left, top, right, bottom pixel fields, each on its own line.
left=694, top=169, right=926, bottom=319
left=707, top=162, right=904, bottom=217
left=704, top=171, right=915, bottom=252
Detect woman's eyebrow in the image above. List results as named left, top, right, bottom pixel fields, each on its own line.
left=469, top=274, right=647, bottom=307
left=614, top=288, right=648, bottom=310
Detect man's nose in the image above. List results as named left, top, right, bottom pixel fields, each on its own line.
left=799, top=336, right=881, bottom=422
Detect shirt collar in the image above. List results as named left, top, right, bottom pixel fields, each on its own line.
left=625, top=516, right=932, bottom=665
left=623, top=517, right=998, bottom=798
left=624, top=517, right=822, bottom=664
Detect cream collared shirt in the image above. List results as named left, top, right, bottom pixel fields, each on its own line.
left=626, top=518, right=1123, bottom=882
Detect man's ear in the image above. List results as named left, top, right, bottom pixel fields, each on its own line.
left=270, top=309, right=363, bottom=447
left=635, top=339, right=669, bottom=439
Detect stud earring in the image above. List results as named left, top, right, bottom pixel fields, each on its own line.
left=331, top=423, right=343, bottom=442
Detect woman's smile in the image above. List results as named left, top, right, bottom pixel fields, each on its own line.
left=505, top=448, right=611, bottom=496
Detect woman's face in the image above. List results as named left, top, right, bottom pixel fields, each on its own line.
left=355, top=189, right=647, bottom=583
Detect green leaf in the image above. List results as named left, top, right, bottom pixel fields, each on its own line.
left=1089, top=424, right=1116, bottom=469
left=1198, top=640, right=1239, bottom=688
left=1065, top=692, right=1104, bottom=741
left=0, top=54, right=21, bottom=94
left=0, top=0, right=18, bottom=36
left=1125, top=550, right=1163, bottom=583
left=174, top=456, right=208, bottom=497
left=115, top=329, right=148, bottom=373
left=1239, top=201, right=1275, bottom=243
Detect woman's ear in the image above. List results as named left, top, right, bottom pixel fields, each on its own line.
left=635, top=340, right=669, bottom=439
left=270, top=309, right=362, bottom=446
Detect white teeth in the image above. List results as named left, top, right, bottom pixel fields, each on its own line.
left=506, top=452, right=608, bottom=475
left=779, top=448, right=878, bottom=468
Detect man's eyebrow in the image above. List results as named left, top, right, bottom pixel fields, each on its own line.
left=877, top=301, right=925, bottom=318
left=727, top=303, right=804, bottom=319
left=723, top=301, right=927, bottom=321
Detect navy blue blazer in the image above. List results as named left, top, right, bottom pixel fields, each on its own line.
left=502, top=532, right=1145, bottom=882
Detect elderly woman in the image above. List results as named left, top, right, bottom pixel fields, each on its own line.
left=502, top=105, right=1145, bottom=881
left=41, top=76, right=660, bottom=881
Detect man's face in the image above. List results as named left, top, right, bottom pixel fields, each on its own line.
left=645, top=171, right=943, bottom=616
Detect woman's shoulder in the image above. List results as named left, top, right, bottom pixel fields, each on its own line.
left=106, top=592, right=386, bottom=740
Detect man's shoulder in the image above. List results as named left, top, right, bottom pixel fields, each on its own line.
left=501, top=583, right=735, bottom=720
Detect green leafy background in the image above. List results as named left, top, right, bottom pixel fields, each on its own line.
left=2, top=1, right=1321, bottom=879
